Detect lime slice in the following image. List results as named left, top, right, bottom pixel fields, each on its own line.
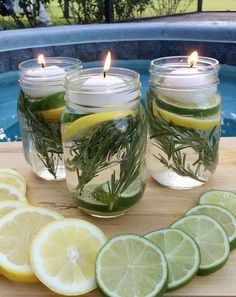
left=199, top=190, right=236, bottom=216
left=186, top=204, right=236, bottom=250
left=62, top=110, right=135, bottom=141
left=145, top=228, right=200, bottom=291
left=153, top=102, right=220, bottom=130
left=101, top=179, right=141, bottom=198
left=153, top=92, right=221, bottom=117
left=29, top=92, right=65, bottom=112
left=171, top=215, right=230, bottom=275
left=96, top=234, right=168, bottom=297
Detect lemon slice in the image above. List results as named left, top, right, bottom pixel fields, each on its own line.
left=0, top=168, right=24, bottom=178
left=0, top=207, right=63, bottom=282
left=0, top=200, right=27, bottom=219
left=30, top=219, right=107, bottom=295
left=62, top=110, right=135, bottom=141
left=37, top=106, right=65, bottom=122
left=0, top=183, right=27, bottom=202
left=153, top=102, right=220, bottom=130
left=0, top=173, right=26, bottom=194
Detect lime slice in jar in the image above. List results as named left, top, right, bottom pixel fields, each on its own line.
left=153, top=92, right=221, bottom=117
left=29, top=92, right=65, bottom=121
left=153, top=102, right=220, bottom=130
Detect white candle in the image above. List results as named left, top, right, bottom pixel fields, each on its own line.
left=20, top=62, right=66, bottom=98
left=157, top=52, right=217, bottom=104
left=67, top=52, right=140, bottom=109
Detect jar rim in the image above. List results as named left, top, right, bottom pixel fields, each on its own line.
left=19, top=57, right=82, bottom=73
left=64, top=67, right=140, bottom=95
left=150, top=56, right=220, bottom=75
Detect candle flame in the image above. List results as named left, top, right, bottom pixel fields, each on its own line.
left=104, top=51, right=111, bottom=73
left=38, top=54, right=45, bottom=67
left=188, top=51, right=198, bottom=66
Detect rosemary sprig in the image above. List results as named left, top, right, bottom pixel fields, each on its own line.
left=64, top=107, right=147, bottom=209
left=18, top=91, right=63, bottom=179
left=147, top=91, right=220, bottom=182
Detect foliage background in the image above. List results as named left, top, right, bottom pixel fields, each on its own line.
left=0, top=0, right=236, bottom=30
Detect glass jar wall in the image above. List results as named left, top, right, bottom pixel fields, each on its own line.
left=18, top=57, right=81, bottom=181
left=62, top=68, right=147, bottom=217
left=146, top=56, right=221, bottom=189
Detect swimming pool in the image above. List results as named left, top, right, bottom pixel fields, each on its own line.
left=0, top=59, right=235, bottom=141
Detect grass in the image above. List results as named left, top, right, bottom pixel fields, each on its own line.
left=0, top=0, right=236, bottom=29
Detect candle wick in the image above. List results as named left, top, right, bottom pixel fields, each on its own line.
left=41, top=63, right=45, bottom=68
left=190, top=63, right=193, bottom=68
left=103, top=71, right=106, bottom=78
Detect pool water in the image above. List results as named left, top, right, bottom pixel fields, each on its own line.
left=0, top=60, right=235, bottom=141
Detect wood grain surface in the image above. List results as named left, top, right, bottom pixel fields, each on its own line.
left=0, top=139, right=236, bottom=297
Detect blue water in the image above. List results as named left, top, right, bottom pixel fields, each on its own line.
left=0, top=60, right=235, bottom=141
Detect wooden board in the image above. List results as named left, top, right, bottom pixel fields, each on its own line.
left=0, top=139, right=236, bottom=296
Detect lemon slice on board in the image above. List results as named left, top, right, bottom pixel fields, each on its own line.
left=0, top=183, right=27, bottom=202
left=0, top=200, right=27, bottom=219
left=0, top=173, right=26, bottom=194
left=0, top=207, right=63, bottom=282
left=63, top=110, right=135, bottom=141
left=30, top=219, right=107, bottom=296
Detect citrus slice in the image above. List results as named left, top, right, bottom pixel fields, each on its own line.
left=153, top=102, right=220, bottom=130
left=186, top=204, right=236, bottom=250
left=0, top=183, right=27, bottom=202
left=101, top=179, right=141, bottom=198
left=145, top=228, right=200, bottom=291
left=199, top=190, right=236, bottom=216
left=0, top=200, right=27, bottom=219
left=30, top=219, right=107, bottom=295
left=0, top=168, right=24, bottom=179
left=96, top=234, right=168, bottom=297
left=0, top=206, right=63, bottom=282
left=0, top=173, right=26, bottom=194
left=63, top=110, right=135, bottom=141
left=29, top=92, right=65, bottom=112
left=171, top=215, right=230, bottom=275
left=152, top=92, right=221, bottom=117
left=37, top=106, right=65, bottom=122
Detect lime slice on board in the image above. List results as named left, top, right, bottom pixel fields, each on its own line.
left=171, top=215, right=230, bottom=275
left=96, top=234, right=168, bottom=297
left=145, top=228, right=200, bottom=291
left=186, top=204, right=236, bottom=250
left=31, top=219, right=107, bottom=295
left=62, top=110, right=135, bottom=141
left=199, top=190, right=236, bottom=216
left=153, top=102, right=220, bottom=130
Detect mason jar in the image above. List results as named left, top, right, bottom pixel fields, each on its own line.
left=62, top=68, right=147, bottom=217
left=146, top=55, right=221, bottom=189
left=18, top=57, right=81, bottom=181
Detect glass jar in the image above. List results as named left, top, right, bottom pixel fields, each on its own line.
left=62, top=68, right=147, bottom=217
left=147, top=56, right=221, bottom=189
left=18, top=57, right=81, bottom=181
